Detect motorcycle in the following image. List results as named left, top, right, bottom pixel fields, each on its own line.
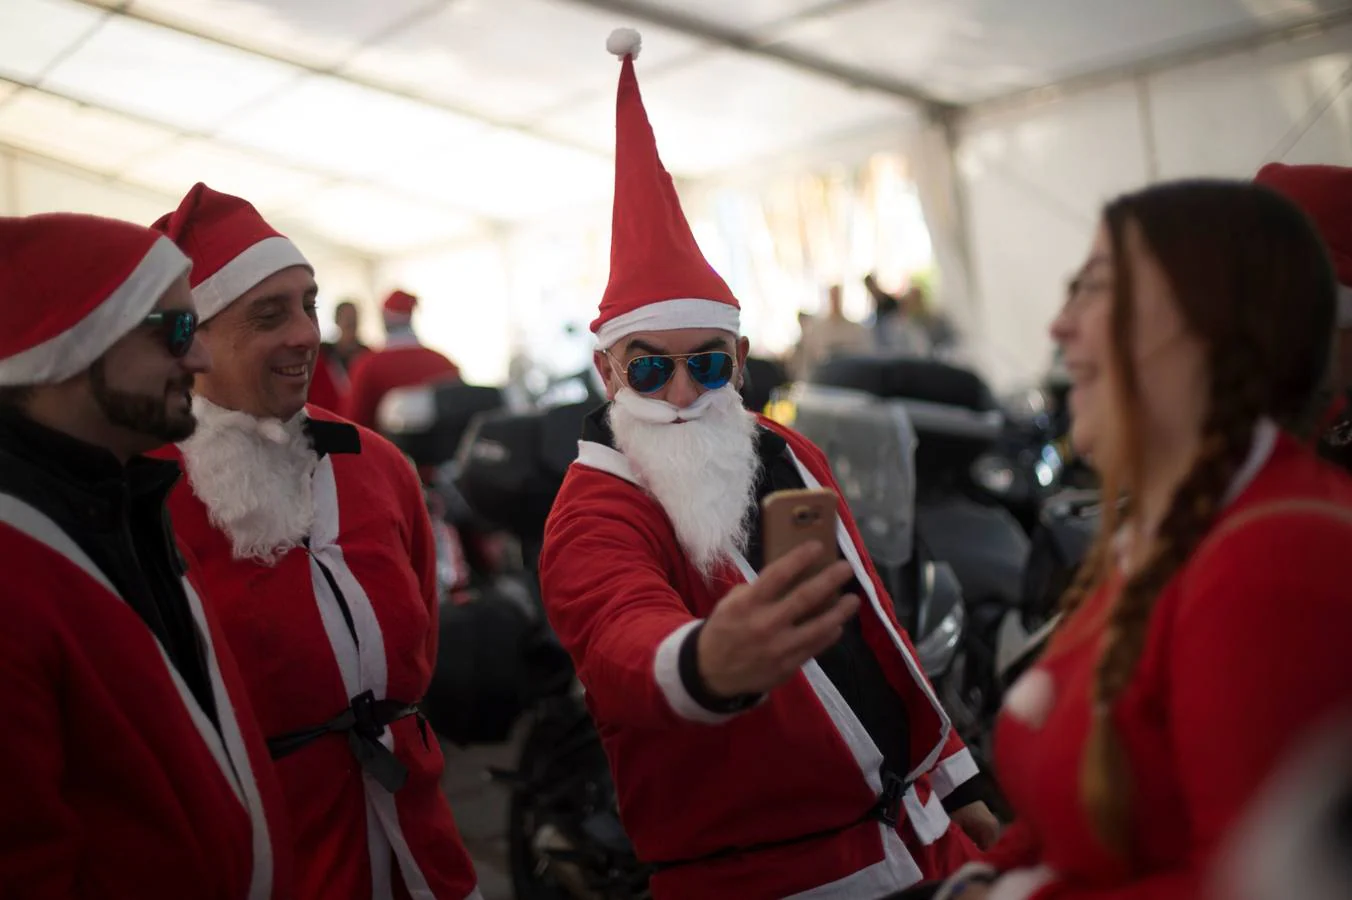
left=452, top=373, right=650, bottom=900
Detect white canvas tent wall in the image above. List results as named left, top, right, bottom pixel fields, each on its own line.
left=2, top=0, right=1350, bottom=387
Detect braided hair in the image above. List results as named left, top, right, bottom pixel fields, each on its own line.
left=1057, top=180, right=1339, bottom=855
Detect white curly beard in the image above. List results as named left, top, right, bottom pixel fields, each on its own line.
left=178, top=396, right=317, bottom=565
left=608, top=386, right=761, bottom=580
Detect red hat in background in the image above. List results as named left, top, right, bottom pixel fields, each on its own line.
left=0, top=213, right=189, bottom=386
left=383, top=289, right=418, bottom=321
left=1255, top=162, right=1352, bottom=327
left=152, top=182, right=310, bottom=322
left=590, top=28, right=740, bottom=349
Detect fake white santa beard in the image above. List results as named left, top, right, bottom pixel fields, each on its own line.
left=608, top=386, right=761, bottom=579
left=178, top=395, right=317, bottom=565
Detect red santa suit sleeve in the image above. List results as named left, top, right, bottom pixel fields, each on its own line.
left=989, top=504, right=1352, bottom=900
left=541, top=474, right=704, bottom=730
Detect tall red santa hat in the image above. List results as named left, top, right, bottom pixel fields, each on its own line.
left=0, top=213, right=189, bottom=387
left=590, top=28, right=740, bottom=349
left=383, top=289, right=418, bottom=324
left=1255, top=162, right=1352, bottom=328
left=151, top=182, right=311, bottom=323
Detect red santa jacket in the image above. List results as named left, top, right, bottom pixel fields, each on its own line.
left=982, top=423, right=1352, bottom=899
left=0, top=496, right=290, bottom=900
left=540, top=415, right=978, bottom=900
left=161, top=407, right=480, bottom=900
left=343, top=336, right=460, bottom=431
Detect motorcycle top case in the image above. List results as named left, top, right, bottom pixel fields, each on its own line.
left=809, top=355, right=1004, bottom=476
left=381, top=382, right=506, bottom=469
left=454, top=400, right=592, bottom=544
left=425, top=589, right=573, bottom=746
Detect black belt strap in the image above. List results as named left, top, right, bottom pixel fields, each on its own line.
left=648, top=770, right=908, bottom=872
left=267, top=689, right=428, bottom=793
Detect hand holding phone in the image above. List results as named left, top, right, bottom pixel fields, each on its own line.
left=695, top=489, right=858, bottom=699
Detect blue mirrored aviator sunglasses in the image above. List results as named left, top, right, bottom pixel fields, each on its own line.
left=142, top=310, right=199, bottom=358
left=619, top=351, right=735, bottom=395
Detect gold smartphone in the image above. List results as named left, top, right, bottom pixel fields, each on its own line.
left=762, top=488, right=841, bottom=591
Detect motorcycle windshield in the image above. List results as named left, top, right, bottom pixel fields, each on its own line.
left=783, top=384, right=918, bottom=567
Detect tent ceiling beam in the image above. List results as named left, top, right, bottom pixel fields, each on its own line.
left=557, top=0, right=958, bottom=116
left=64, top=0, right=612, bottom=161
left=964, top=6, right=1352, bottom=120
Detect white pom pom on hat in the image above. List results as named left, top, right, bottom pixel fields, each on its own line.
left=607, top=27, right=641, bottom=59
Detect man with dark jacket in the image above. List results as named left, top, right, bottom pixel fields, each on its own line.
left=0, top=212, right=291, bottom=899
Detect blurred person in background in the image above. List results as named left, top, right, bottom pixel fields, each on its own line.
left=792, top=283, right=872, bottom=378
left=865, top=273, right=934, bottom=357
left=1253, top=162, right=1352, bottom=473
left=323, top=299, right=370, bottom=375
left=540, top=30, right=995, bottom=900
left=932, top=180, right=1352, bottom=900
left=344, top=289, right=460, bottom=431
left=151, top=183, right=481, bottom=900
left=0, top=212, right=289, bottom=900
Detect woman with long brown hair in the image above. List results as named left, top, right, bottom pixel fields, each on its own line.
left=934, top=179, right=1352, bottom=899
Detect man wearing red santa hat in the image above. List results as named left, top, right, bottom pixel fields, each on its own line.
left=344, top=289, right=460, bottom=432
left=1254, top=162, right=1352, bottom=473
left=149, top=183, right=481, bottom=900
left=0, top=212, right=290, bottom=899
left=538, top=29, right=994, bottom=900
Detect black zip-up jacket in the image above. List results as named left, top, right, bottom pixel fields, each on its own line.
left=0, top=409, right=219, bottom=727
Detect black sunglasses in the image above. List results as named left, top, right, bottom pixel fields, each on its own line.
left=612, top=350, right=735, bottom=395
left=143, top=310, right=199, bottom=358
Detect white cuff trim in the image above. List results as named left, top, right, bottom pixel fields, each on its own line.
left=1338, top=283, right=1352, bottom=329
left=930, top=747, right=980, bottom=800
left=0, top=236, right=189, bottom=386
left=990, top=865, right=1058, bottom=900
left=192, top=235, right=310, bottom=322
left=594, top=297, right=740, bottom=349
left=653, top=620, right=745, bottom=725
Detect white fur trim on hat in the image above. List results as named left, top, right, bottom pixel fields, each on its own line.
left=1338, top=283, right=1352, bottom=329
left=0, top=236, right=189, bottom=387
left=192, top=235, right=310, bottom=322
left=595, top=298, right=740, bottom=349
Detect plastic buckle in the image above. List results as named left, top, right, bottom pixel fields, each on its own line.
left=878, top=771, right=906, bottom=828
left=349, top=690, right=384, bottom=740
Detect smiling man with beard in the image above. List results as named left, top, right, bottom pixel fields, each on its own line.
left=0, top=212, right=291, bottom=899
left=537, top=30, right=995, bottom=900
left=149, top=184, right=481, bottom=900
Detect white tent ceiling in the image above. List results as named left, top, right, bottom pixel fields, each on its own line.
left=3, top=0, right=1348, bottom=261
